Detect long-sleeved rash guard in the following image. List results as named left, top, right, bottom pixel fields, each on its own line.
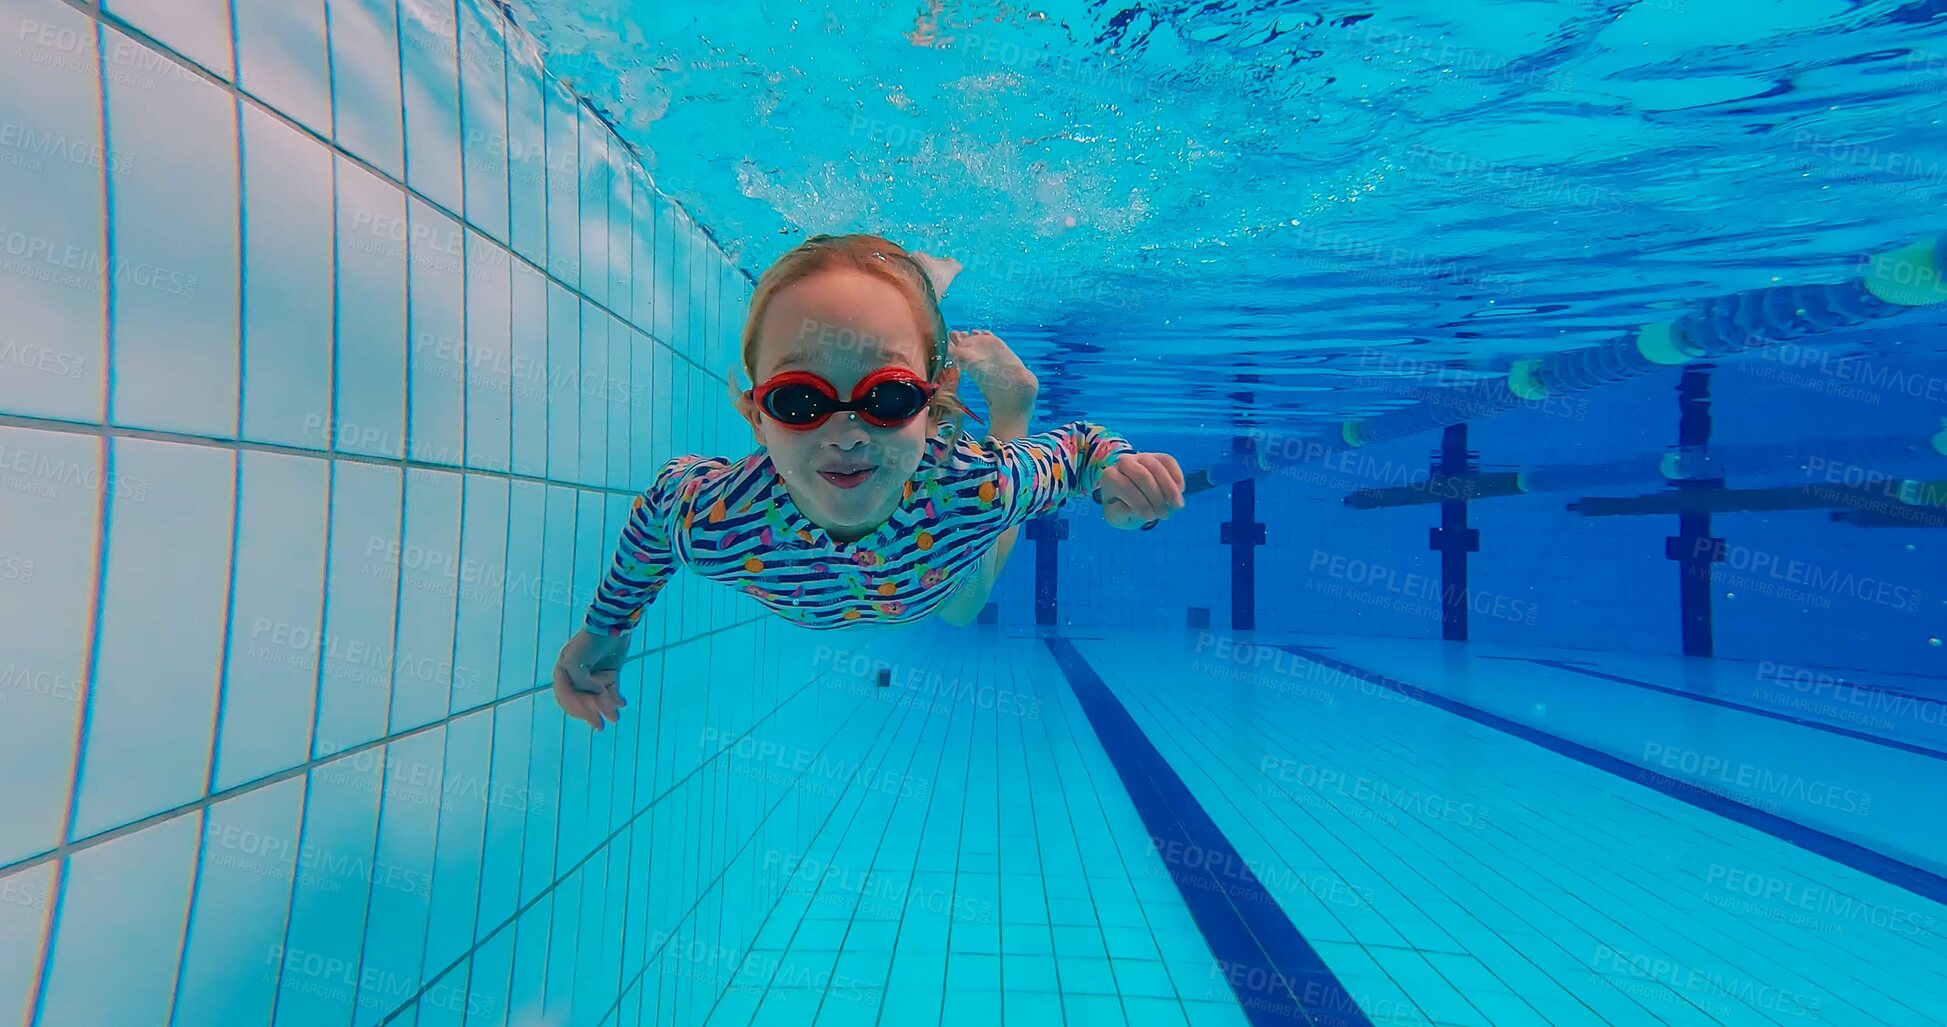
left=584, top=421, right=1134, bottom=632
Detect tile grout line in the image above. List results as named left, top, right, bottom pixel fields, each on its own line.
left=0, top=614, right=764, bottom=882
left=1281, top=645, right=1947, bottom=909
left=0, top=413, right=646, bottom=498
left=1520, top=657, right=1947, bottom=761
left=49, top=0, right=749, bottom=359
left=1044, top=637, right=1377, bottom=1027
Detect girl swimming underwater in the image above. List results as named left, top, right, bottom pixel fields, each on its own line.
left=552, top=233, right=1185, bottom=730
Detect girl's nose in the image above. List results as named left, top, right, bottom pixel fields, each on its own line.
left=823, top=415, right=874, bottom=448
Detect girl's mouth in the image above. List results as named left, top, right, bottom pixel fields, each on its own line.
left=818, top=467, right=875, bottom=489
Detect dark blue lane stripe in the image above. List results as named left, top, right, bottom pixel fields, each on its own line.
left=1520, top=658, right=1947, bottom=762
left=1045, top=639, right=1374, bottom=1027
left=1487, top=654, right=1947, bottom=707
left=1281, top=646, right=1947, bottom=907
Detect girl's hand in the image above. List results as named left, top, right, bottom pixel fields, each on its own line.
left=553, top=630, right=631, bottom=730
left=909, top=251, right=962, bottom=296
left=1097, top=452, right=1186, bottom=528
left=1101, top=497, right=1152, bottom=530
left=947, top=330, right=1038, bottom=413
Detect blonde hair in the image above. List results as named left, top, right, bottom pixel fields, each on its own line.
left=740, top=233, right=969, bottom=427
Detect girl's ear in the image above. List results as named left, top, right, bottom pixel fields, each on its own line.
left=909, top=252, right=962, bottom=297
left=930, top=364, right=962, bottom=427
left=729, top=376, right=765, bottom=442
left=929, top=369, right=971, bottom=442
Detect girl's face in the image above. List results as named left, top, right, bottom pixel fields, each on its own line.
left=736, top=269, right=942, bottom=542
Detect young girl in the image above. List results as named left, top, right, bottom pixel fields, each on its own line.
left=552, top=234, right=1185, bottom=730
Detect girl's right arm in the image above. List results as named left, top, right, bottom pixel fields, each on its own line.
left=555, top=455, right=712, bottom=729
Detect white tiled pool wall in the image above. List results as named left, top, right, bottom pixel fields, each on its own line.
left=0, top=0, right=880, bottom=1023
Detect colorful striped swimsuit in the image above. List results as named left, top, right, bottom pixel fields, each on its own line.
left=583, top=421, right=1135, bottom=632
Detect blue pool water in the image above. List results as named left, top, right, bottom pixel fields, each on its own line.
left=1, top=0, right=1944, bottom=1025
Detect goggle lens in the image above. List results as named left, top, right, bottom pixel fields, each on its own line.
left=857, top=380, right=930, bottom=423
left=760, top=383, right=833, bottom=425
left=754, top=370, right=935, bottom=429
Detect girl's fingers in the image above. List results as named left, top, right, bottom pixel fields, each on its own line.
left=559, top=686, right=601, bottom=729
left=1117, top=455, right=1184, bottom=514
left=592, top=687, right=624, bottom=724
left=572, top=694, right=599, bottom=729
left=581, top=695, right=608, bottom=731
left=1131, top=455, right=1188, bottom=518
left=554, top=661, right=612, bottom=730
left=1153, top=454, right=1186, bottom=509
left=552, top=664, right=582, bottom=701
left=1116, top=461, right=1167, bottom=518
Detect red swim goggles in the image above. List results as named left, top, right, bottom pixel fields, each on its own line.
left=747, top=366, right=942, bottom=430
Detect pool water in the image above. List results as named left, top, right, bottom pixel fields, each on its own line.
left=0, top=0, right=1943, bottom=1025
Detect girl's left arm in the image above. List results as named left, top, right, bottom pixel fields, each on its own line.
left=989, top=421, right=1139, bottom=530
left=933, top=409, right=1034, bottom=626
